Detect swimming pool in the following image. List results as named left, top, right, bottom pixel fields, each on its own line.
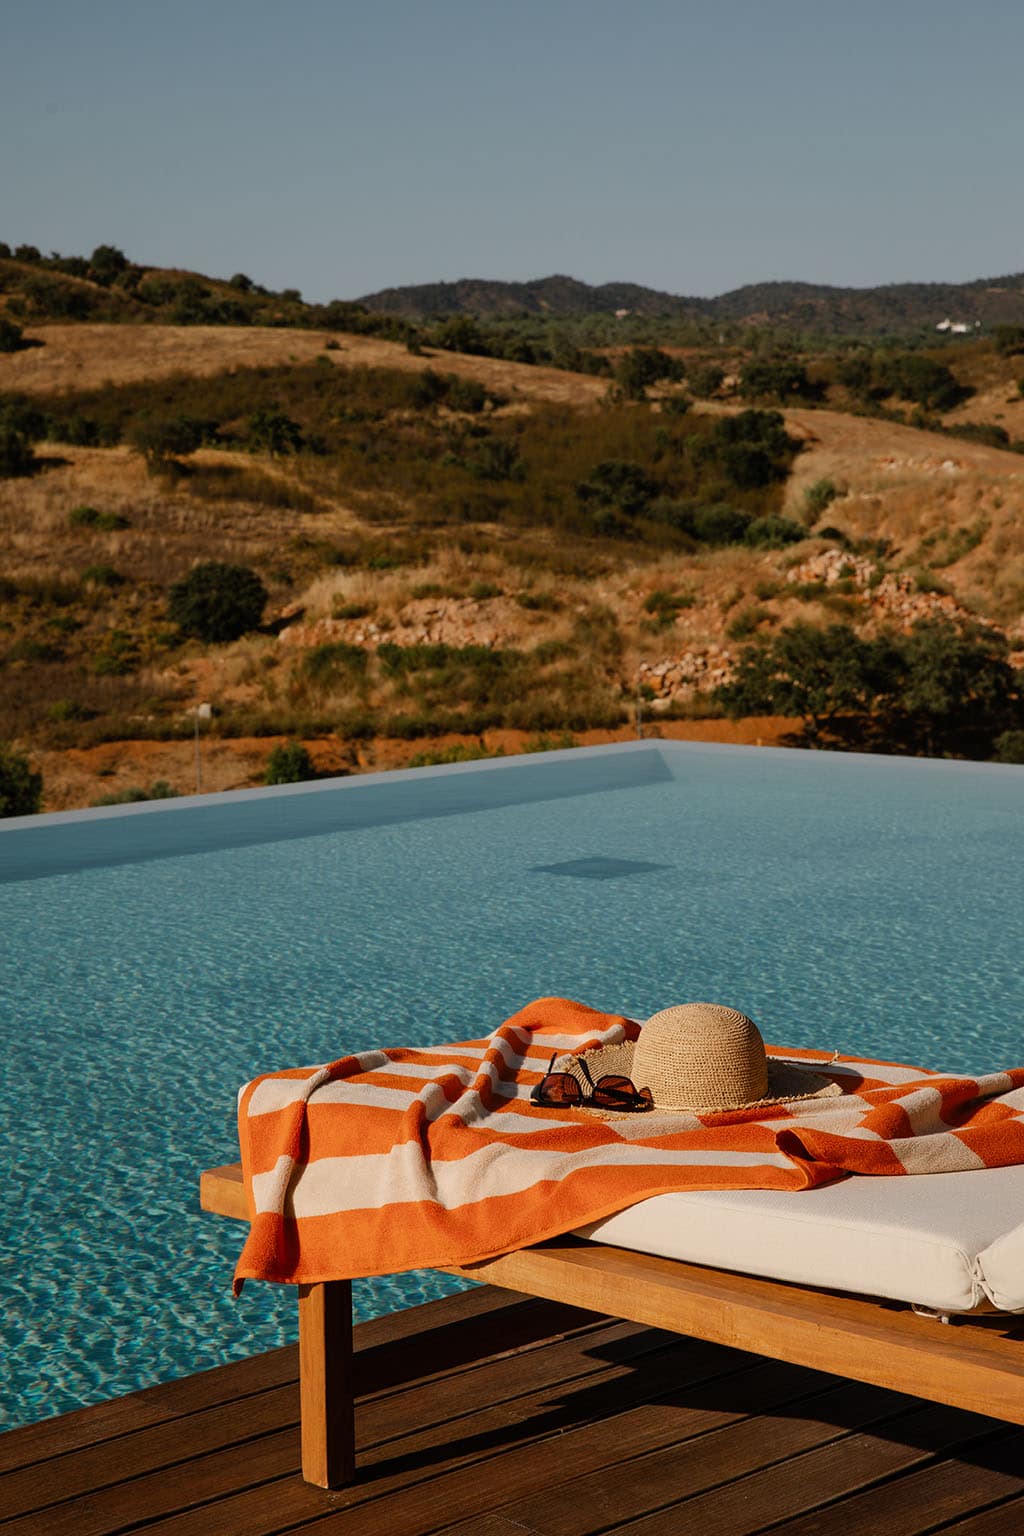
left=2, top=741, right=1022, bottom=1430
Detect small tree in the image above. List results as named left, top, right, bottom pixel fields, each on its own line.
left=891, top=618, right=1019, bottom=757
left=0, top=743, right=43, bottom=817
left=248, top=409, right=303, bottom=456
left=576, top=460, right=659, bottom=526
left=739, top=357, right=815, bottom=402
left=265, top=741, right=316, bottom=785
left=88, top=244, right=128, bottom=284
left=129, top=413, right=204, bottom=470
left=994, top=325, right=1024, bottom=356
left=688, top=363, right=725, bottom=399
left=0, top=316, right=25, bottom=353
left=168, top=562, right=267, bottom=643
left=716, top=622, right=879, bottom=745
left=0, top=426, right=34, bottom=478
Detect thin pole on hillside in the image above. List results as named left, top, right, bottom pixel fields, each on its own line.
left=194, top=702, right=211, bottom=793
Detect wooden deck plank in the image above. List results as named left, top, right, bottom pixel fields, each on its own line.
left=0, top=1297, right=611, bottom=1523
left=271, top=1368, right=889, bottom=1536
left=751, top=1427, right=1024, bottom=1536
left=5, top=1286, right=1022, bottom=1536
left=605, top=1407, right=1005, bottom=1536
left=0, top=1288, right=592, bottom=1477
left=455, top=1379, right=916, bottom=1536
left=927, top=1497, right=1024, bottom=1535
left=17, top=1333, right=767, bottom=1536
left=0, top=1319, right=701, bottom=1533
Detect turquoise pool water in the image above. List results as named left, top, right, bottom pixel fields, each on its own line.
left=2, top=742, right=1022, bottom=1430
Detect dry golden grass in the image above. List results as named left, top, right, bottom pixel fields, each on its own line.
left=6, top=330, right=1024, bottom=810
left=1, top=323, right=609, bottom=408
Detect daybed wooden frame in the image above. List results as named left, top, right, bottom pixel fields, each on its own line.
left=200, top=1161, right=1024, bottom=1489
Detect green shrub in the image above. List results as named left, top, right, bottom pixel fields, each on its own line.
left=248, top=409, right=304, bottom=455
left=91, top=780, right=178, bottom=806
left=408, top=743, right=503, bottom=767
left=446, top=377, right=489, bottom=413
left=660, top=393, right=692, bottom=416
left=264, top=741, right=316, bottom=784
left=516, top=591, right=561, bottom=612
left=643, top=588, right=694, bottom=628
left=0, top=742, right=42, bottom=817
left=726, top=605, right=771, bottom=641
left=950, top=422, right=1010, bottom=449
left=465, top=439, right=524, bottom=482
left=7, top=637, right=63, bottom=662
left=69, top=505, right=129, bottom=530
left=168, top=562, right=268, bottom=642
left=301, top=641, right=368, bottom=685
left=993, top=730, right=1024, bottom=764
left=745, top=515, right=805, bottom=549
left=692, top=504, right=752, bottom=544
left=914, top=568, right=950, bottom=595
left=48, top=699, right=95, bottom=722
left=804, top=478, right=839, bottom=520
left=522, top=732, right=578, bottom=753
left=331, top=601, right=373, bottom=620
left=82, top=564, right=124, bottom=588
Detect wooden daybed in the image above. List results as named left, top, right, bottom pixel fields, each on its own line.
left=200, top=1161, right=1024, bottom=1489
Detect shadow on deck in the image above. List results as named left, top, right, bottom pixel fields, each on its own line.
left=3, top=1285, right=1024, bottom=1535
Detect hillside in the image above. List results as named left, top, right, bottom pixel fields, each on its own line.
left=2, top=317, right=1024, bottom=812
left=359, top=272, right=1024, bottom=336
left=4, top=240, right=1024, bottom=342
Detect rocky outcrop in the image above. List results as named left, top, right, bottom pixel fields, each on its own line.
left=638, top=646, right=736, bottom=708
left=786, top=547, right=983, bottom=629
left=277, top=595, right=523, bottom=650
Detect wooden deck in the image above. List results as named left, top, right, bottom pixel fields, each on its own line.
left=3, top=1286, right=1024, bottom=1536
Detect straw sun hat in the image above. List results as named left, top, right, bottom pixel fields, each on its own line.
left=554, top=1003, right=841, bottom=1117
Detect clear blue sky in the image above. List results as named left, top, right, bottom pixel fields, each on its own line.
left=3, top=0, right=1022, bottom=302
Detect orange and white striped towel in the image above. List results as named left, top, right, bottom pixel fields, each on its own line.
left=232, top=996, right=1024, bottom=1289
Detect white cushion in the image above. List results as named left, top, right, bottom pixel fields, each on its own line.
left=575, top=1165, right=1024, bottom=1313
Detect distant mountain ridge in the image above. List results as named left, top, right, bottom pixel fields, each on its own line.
left=357, top=272, right=1024, bottom=336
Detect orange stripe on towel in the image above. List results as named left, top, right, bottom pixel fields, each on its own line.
left=232, top=997, right=1024, bottom=1290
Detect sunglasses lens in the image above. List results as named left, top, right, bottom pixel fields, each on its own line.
left=590, top=1075, right=655, bottom=1112
left=532, top=1072, right=583, bottom=1106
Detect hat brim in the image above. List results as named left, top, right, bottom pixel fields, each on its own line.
left=551, top=1041, right=842, bottom=1118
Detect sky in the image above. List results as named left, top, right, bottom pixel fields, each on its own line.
left=3, top=0, right=1022, bottom=303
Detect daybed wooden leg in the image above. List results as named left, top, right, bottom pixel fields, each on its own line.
left=298, top=1279, right=355, bottom=1488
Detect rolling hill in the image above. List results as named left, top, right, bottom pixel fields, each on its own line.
left=358, top=272, right=1024, bottom=336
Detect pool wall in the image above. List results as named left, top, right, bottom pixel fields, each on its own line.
left=1, top=740, right=675, bottom=882
left=3, top=738, right=1020, bottom=885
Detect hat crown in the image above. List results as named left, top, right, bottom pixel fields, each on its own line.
left=633, top=1003, right=769, bottom=1111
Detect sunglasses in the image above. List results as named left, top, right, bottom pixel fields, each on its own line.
left=530, top=1054, right=654, bottom=1112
